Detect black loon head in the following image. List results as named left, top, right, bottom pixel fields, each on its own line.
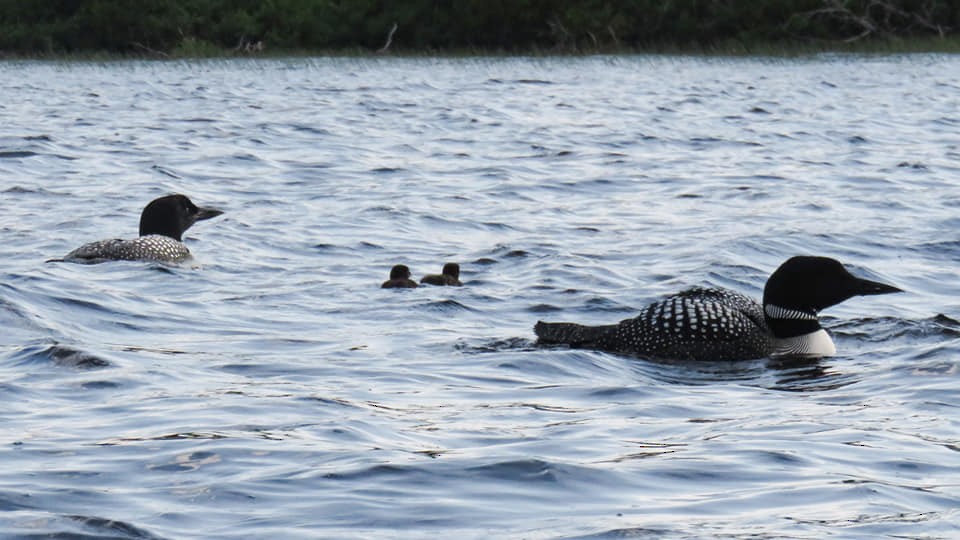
left=382, top=264, right=419, bottom=288
left=762, top=256, right=902, bottom=338
left=441, top=262, right=460, bottom=279
left=139, top=194, right=223, bottom=241
left=390, top=264, right=412, bottom=280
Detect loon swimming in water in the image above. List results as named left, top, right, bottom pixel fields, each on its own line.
left=534, top=256, right=901, bottom=361
left=55, top=194, right=223, bottom=264
left=382, top=264, right=419, bottom=289
left=420, top=263, right=463, bottom=286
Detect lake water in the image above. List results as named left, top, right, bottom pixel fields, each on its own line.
left=0, top=54, right=958, bottom=539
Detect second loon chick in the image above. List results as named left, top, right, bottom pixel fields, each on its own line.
left=57, top=194, right=223, bottom=264
left=382, top=264, right=418, bottom=289
left=534, top=256, right=901, bottom=361
left=420, top=263, right=463, bottom=286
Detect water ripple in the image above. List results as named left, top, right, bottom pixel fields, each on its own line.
left=0, top=55, right=956, bottom=539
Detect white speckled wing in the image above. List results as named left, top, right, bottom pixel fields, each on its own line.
left=64, top=235, right=192, bottom=264
left=598, top=287, right=774, bottom=361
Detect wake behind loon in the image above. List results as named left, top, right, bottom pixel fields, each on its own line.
left=54, top=194, right=223, bottom=264
left=535, top=256, right=901, bottom=361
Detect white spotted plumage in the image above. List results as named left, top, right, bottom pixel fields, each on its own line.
left=63, top=235, right=192, bottom=264
left=540, top=287, right=775, bottom=361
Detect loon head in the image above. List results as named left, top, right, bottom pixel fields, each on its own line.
left=138, top=194, right=223, bottom=241
left=442, top=262, right=460, bottom=279
left=762, top=256, right=902, bottom=338
left=389, top=264, right=412, bottom=280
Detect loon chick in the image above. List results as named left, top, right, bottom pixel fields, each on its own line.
left=57, top=194, right=223, bottom=264
left=420, top=262, right=463, bottom=286
left=382, top=264, right=418, bottom=289
left=534, top=256, right=901, bottom=361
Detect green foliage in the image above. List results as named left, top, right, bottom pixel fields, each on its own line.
left=171, top=36, right=222, bottom=57
left=0, top=0, right=956, bottom=56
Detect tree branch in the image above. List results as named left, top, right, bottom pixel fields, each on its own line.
left=378, top=22, right=398, bottom=53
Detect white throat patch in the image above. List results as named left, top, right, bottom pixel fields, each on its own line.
left=772, top=329, right=836, bottom=357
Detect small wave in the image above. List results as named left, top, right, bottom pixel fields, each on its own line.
left=486, top=78, right=553, bottom=85
left=528, top=303, right=564, bottom=313
left=481, top=221, right=517, bottom=231
left=764, top=357, right=858, bottom=392
left=8, top=342, right=111, bottom=369
left=290, top=124, right=330, bottom=135
left=150, top=164, right=181, bottom=178
left=467, top=459, right=566, bottom=483
left=562, top=526, right=670, bottom=539
left=689, top=136, right=762, bottom=147
left=416, top=299, right=474, bottom=312
left=100, top=432, right=229, bottom=446
left=148, top=451, right=220, bottom=472
left=81, top=380, right=121, bottom=390
left=297, top=396, right=363, bottom=409
left=481, top=245, right=529, bottom=259
left=0, top=150, right=38, bottom=159
left=831, top=315, right=959, bottom=341
left=371, top=166, right=406, bottom=174
left=3, top=186, right=54, bottom=194
left=64, top=515, right=168, bottom=540
left=933, top=116, right=960, bottom=126
left=584, top=297, right=635, bottom=312
left=630, top=357, right=768, bottom=385
left=1, top=512, right=168, bottom=540
left=0, top=491, right=32, bottom=512
left=323, top=463, right=415, bottom=481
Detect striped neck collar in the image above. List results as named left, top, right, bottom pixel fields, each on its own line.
left=764, top=304, right=818, bottom=321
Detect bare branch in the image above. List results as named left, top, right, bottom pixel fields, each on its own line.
left=131, top=41, right=169, bottom=57
left=378, top=22, right=398, bottom=54
left=607, top=25, right=620, bottom=47
left=789, top=0, right=952, bottom=42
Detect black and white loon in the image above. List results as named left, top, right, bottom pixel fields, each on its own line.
left=534, top=256, right=901, bottom=361
left=55, top=194, right=223, bottom=264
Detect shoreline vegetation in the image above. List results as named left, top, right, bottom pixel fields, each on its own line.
left=1, top=0, right=958, bottom=59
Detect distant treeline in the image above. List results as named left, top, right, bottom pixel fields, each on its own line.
left=0, top=0, right=957, bottom=56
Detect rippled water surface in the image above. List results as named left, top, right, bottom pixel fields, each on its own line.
left=1, top=55, right=959, bottom=539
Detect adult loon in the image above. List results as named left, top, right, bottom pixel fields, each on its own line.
left=55, top=194, right=223, bottom=264
left=421, top=262, right=463, bottom=286
left=382, top=264, right=419, bottom=288
left=534, top=256, right=901, bottom=361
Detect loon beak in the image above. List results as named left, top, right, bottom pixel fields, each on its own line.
left=194, top=206, right=224, bottom=222
left=854, top=277, right=902, bottom=296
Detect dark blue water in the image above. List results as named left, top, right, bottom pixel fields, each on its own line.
left=1, top=55, right=958, bottom=539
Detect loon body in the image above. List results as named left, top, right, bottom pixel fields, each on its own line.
left=535, top=256, right=901, bottom=361
left=382, top=264, right=418, bottom=289
left=421, top=262, right=463, bottom=286
left=57, top=194, right=223, bottom=264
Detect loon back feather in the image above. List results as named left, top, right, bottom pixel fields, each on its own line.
left=63, top=235, right=192, bottom=264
